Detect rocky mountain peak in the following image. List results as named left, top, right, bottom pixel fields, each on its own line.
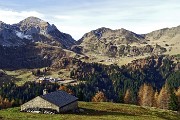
left=120, top=28, right=128, bottom=31
left=119, top=28, right=132, bottom=34
left=15, top=16, right=57, bottom=35
left=22, top=16, right=44, bottom=22
left=0, top=17, right=75, bottom=48
left=93, top=27, right=111, bottom=33
left=92, top=27, right=112, bottom=39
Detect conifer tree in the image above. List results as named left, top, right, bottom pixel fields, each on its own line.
left=169, top=89, right=178, bottom=111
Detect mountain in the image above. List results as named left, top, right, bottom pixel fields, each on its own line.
left=72, top=27, right=167, bottom=58
left=0, top=17, right=77, bottom=69
left=1, top=17, right=180, bottom=68
left=0, top=17, right=76, bottom=48
left=144, top=26, right=180, bottom=55
left=145, top=26, right=180, bottom=41
left=78, top=27, right=146, bottom=45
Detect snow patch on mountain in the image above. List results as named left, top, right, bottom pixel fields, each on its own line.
left=15, top=31, right=32, bottom=40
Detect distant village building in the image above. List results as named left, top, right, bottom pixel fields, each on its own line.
left=21, top=90, right=78, bottom=113
left=35, top=77, right=77, bottom=85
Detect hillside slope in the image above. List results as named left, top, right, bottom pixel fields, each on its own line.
left=0, top=43, right=68, bottom=69
left=0, top=102, right=179, bottom=120
left=145, top=26, right=180, bottom=55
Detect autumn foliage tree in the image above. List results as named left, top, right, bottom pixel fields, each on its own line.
left=157, top=84, right=170, bottom=109
left=59, top=85, right=73, bottom=94
left=0, top=96, right=14, bottom=109
left=175, top=87, right=180, bottom=110
left=138, top=84, right=154, bottom=107
left=92, top=91, right=107, bottom=102
left=124, top=89, right=133, bottom=104
left=153, top=90, right=159, bottom=107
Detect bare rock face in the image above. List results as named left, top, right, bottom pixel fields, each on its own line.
left=15, top=17, right=58, bottom=36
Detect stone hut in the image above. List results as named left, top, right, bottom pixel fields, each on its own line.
left=21, top=90, right=78, bottom=113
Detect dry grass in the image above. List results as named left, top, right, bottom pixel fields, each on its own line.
left=3, top=70, right=36, bottom=85
left=1, top=68, right=72, bottom=86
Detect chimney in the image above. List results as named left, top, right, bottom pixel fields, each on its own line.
left=43, top=89, right=48, bottom=95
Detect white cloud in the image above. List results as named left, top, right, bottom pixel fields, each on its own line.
left=0, top=9, right=44, bottom=24
left=54, top=15, right=72, bottom=20
left=1, top=0, right=180, bottom=40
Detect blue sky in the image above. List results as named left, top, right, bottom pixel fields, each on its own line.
left=0, top=0, right=180, bottom=39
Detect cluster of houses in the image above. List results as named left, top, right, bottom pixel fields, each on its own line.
left=35, top=77, right=77, bottom=85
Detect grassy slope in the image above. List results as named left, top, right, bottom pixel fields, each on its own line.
left=0, top=68, right=72, bottom=86
left=0, top=102, right=179, bottom=120
left=1, top=70, right=36, bottom=86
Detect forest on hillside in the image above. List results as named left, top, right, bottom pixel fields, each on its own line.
left=0, top=55, right=180, bottom=110
left=66, top=55, right=180, bottom=110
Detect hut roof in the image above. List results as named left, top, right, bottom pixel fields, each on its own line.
left=41, top=90, right=78, bottom=107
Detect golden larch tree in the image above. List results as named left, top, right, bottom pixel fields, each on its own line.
left=124, top=89, right=132, bottom=104
left=138, top=84, right=154, bottom=107
left=157, top=84, right=170, bottom=109
left=175, top=86, right=180, bottom=109
left=153, top=90, right=159, bottom=107
left=92, top=91, right=107, bottom=102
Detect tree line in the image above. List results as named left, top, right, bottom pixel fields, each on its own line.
left=0, top=82, right=59, bottom=109
left=0, top=55, right=180, bottom=111
left=68, top=55, right=180, bottom=110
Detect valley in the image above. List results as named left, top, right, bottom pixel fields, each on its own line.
left=0, top=16, right=180, bottom=116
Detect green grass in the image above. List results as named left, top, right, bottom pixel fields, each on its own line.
left=2, top=70, right=36, bottom=86
left=0, top=68, right=72, bottom=86
left=172, top=54, right=180, bottom=60
left=0, top=102, right=179, bottom=120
